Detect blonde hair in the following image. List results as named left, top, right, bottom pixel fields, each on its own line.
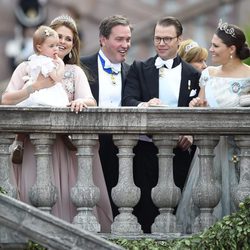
left=33, top=25, right=58, bottom=54
left=178, top=39, right=208, bottom=64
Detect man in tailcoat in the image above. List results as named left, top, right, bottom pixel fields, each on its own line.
left=122, top=16, right=201, bottom=233
left=81, top=15, right=132, bottom=218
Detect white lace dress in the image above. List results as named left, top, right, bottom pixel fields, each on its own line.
left=17, top=54, right=69, bottom=107
left=176, top=67, right=250, bottom=234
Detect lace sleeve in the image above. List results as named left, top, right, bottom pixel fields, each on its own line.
left=199, top=68, right=210, bottom=87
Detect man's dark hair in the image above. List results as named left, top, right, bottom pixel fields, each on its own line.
left=155, top=16, right=183, bottom=37
left=99, top=15, right=133, bottom=38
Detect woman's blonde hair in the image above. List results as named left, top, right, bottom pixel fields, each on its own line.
left=178, top=39, right=208, bottom=63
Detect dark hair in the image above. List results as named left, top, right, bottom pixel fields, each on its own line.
left=155, top=16, right=183, bottom=37
left=99, top=15, right=133, bottom=38
left=216, top=23, right=250, bottom=60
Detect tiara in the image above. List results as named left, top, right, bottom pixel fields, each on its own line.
left=185, top=41, right=199, bottom=52
left=50, top=15, right=77, bottom=30
left=218, top=19, right=236, bottom=38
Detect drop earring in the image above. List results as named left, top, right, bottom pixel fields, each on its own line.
left=69, top=52, right=72, bottom=59
left=230, top=54, right=233, bottom=59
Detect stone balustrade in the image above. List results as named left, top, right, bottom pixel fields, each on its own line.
left=0, top=106, right=250, bottom=244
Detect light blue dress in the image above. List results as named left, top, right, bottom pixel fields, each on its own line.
left=176, top=67, right=250, bottom=234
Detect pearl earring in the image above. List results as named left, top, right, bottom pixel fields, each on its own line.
left=230, top=54, right=233, bottom=59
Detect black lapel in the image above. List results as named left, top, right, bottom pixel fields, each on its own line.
left=85, top=53, right=99, bottom=104
left=144, top=56, right=159, bottom=98
left=121, top=62, right=129, bottom=99
left=178, top=59, right=199, bottom=107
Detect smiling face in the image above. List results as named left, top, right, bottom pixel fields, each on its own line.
left=36, top=35, right=59, bottom=58
left=54, top=25, right=74, bottom=60
left=154, top=24, right=182, bottom=60
left=100, top=24, right=131, bottom=63
left=209, top=34, right=232, bottom=65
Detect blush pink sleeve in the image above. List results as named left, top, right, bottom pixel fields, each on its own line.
left=73, top=65, right=94, bottom=100
left=5, top=62, right=28, bottom=92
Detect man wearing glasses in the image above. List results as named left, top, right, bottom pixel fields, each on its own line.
left=122, top=16, right=201, bottom=233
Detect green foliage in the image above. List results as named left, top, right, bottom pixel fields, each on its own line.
left=0, top=186, right=7, bottom=194
left=23, top=241, right=47, bottom=250
left=112, top=196, right=250, bottom=250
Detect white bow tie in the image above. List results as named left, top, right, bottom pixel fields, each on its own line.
left=104, top=61, right=121, bottom=74
left=155, top=57, right=173, bottom=69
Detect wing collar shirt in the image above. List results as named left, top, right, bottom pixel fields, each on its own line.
left=155, top=56, right=182, bottom=107
left=98, top=49, right=122, bottom=107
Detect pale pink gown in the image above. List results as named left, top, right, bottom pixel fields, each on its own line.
left=6, top=62, right=113, bottom=232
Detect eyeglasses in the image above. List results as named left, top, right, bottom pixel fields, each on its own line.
left=154, top=36, right=178, bottom=44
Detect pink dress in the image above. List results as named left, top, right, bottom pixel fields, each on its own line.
left=6, top=62, right=113, bottom=232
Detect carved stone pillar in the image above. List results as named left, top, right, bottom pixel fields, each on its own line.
left=111, top=134, right=142, bottom=235
left=71, top=134, right=100, bottom=233
left=192, top=135, right=220, bottom=233
left=29, top=133, right=57, bottom=214
left=151, top=134, right=181, bottom=234
left=0, top=133, right=17, bottom=198
left=233, top=135, right=250, bottom=206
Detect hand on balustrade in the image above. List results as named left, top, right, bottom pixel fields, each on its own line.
left=68, top=98, right=88, bottom=113
left=139, top=97, right=163, bottom=107
left=189, top=97, right=207, bottom=107
left=177, top=135, right=193, bottom=151
left=68, top=97, right=96, bottom=114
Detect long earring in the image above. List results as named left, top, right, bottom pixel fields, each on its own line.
left=69, top=52, right=72, bottom=59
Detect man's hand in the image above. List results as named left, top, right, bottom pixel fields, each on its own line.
left=177, top=135, right=193, bottom=151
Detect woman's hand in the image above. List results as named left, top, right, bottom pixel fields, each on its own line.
left=189, top=97, right=207, bottom=107
left=68, top=98, right=88, bottom=113
left=34, top=73, right=55, bottom=91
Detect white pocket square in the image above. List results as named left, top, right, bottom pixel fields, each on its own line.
left=189, top=89, right=197, bottom=97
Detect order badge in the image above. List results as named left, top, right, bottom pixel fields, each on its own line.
left=231, top=82, right=241, bottom=93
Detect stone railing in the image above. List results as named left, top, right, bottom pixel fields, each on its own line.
left=0, top=106, right=250, bottom=244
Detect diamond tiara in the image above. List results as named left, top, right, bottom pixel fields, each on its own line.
left=50, top=15, right=77, bottom=30
left=185, top=41, right=199, bottom=53
left=218, top=19, right=236, bottom=38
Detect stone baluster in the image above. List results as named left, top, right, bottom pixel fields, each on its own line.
left=233, top=135, right=250, bottom=206
left=192, top=135, right=220, bottom=233
left=151, top=134, right=181, bottom=234
left=111, top=134, right=142, bottom=235
left=29, top=133, right=57, bottom=214
left=0, top=133, right=17, bottom=198
left=71, top=134, right=101, bottom=233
